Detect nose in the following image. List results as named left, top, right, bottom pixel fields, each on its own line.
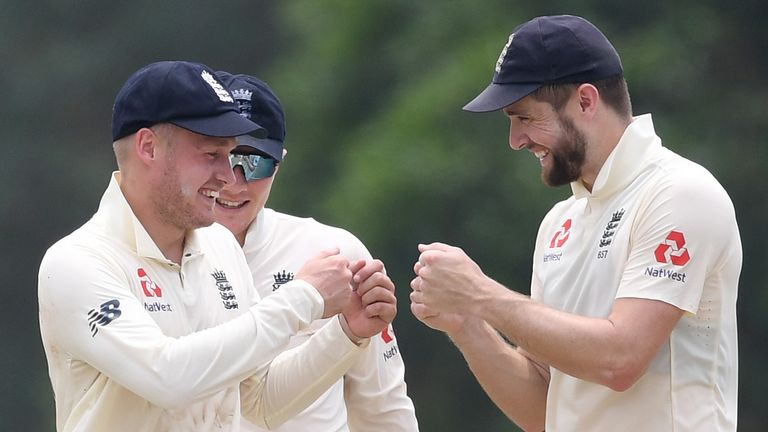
left=216, top=154, right=237, bottom=186
left=508, top=122, right=528, bottom=151
left=225, top=166, right=249, bottom=193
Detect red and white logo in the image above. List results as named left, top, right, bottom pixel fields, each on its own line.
left=381, top=324, right=394, bottom=344
left=654, top=230, right=691, bottom=266
left=549, top=219, right=572, bottom=249
left=138, top=268, right=163, bottom=297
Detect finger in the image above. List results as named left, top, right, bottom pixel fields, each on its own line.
left=364, top=302, right=397, bottom=322
left=410, top=301, right=437, bottom=321
left=410, top=276, right=422, bottom=292
left=413, top=261, right=421, bottom=274
left=360, top=286, right=396, bottom=307
left=348, top=259, right=366, bottom=275
left=418, top=242, right=456, bottom=253
left=410, top=290, right=424, bottom=304
left=357, top=272, right=394, bottom=296
left=352, top=259, right=385, bottom=284
left=418, top=249, right=447, bottom=267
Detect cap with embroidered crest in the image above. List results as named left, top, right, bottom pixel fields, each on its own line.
left=215, top=71, right=285, bottom=162
left=111, top=61, right=267, bottom=141
left=463, top=15, right=623, bottom=113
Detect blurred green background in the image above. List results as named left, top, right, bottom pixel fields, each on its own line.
left=3, top=1, right=766, bottom=430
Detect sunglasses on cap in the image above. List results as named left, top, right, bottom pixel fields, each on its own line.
left=229, top=153, right=278, bottom=181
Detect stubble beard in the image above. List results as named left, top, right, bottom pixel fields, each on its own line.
left=153, top=150, right=214, bottom=231
left=541, top=114, right=588, bottom=187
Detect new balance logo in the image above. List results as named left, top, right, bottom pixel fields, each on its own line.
left=87, top=299, right=122, bottom=337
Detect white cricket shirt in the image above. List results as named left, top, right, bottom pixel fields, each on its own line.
left=241, top=208, right=419, bottom=432
left=531, top=115, right=741, bottom=431
left=38, top=173, right=366, bottom=432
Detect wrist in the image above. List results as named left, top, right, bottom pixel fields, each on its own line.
left=446, top=315, right=483, bottom=344
left=337, top=314, right=365, bottom=346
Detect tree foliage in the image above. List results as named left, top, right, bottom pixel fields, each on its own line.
left=2, top=1, right=766, bottom=430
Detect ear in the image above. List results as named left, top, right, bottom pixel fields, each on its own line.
left=133, top=127, right=160, bottom=166
left=575, top=83, right=600, bottom=118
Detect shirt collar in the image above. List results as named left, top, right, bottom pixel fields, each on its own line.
left=571, top=114, right=662, bottom=199
left=92, top=172, right=203, bottom=263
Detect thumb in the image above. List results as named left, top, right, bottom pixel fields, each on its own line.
left=418, top=242, right=454, bottom=253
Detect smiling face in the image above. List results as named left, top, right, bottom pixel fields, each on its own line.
left=214, top=147, right=279, bottom=245
left=150, top=125, right=238, bottom=231
left=503, top=95, right=589, bottom=187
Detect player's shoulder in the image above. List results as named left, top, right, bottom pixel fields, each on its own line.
left=539, top=195, right=578, bottom=228
left=42, top=220, right=115, bottom=265
left=194, top=222, right=243, bottom=255
left=649, top=148, right=734, bottom=208
left=269, top=209, right=364, bottom=243
left=267, top=208, right=371, bottom=258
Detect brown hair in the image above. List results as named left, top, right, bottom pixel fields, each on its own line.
left=530, top=75, right=632, bottom=120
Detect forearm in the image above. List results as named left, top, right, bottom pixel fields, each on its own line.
left=475, top=279, right=635, bottom=390
left=241, top=316, right=367, bottom=428
left=448, top=318, right=548, bottom=432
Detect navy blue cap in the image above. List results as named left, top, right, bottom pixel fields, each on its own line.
left=215, top=71, right=285, bottom=162
left=111, top=61, right=267, bottom=141
left=464, top=15, right=623, bottom=112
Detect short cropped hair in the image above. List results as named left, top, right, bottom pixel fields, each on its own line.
left=530, top=75, right=632, bottom=120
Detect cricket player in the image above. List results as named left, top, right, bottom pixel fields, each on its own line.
left=410, top=15, right=741, bottom=431
left=213, top=71, right=419, bottom=431
left=38, top=61, right=398, bottom=431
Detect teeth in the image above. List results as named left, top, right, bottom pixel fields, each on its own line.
left=202, top=190, right=220, bottom=199
left=534, top=150, right=549, bottom=160
left=216, top=198, right=244, bottom=208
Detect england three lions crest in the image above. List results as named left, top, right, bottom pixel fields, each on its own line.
left=211, top=269, right=239, bottom=310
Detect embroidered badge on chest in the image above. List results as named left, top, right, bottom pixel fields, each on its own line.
left=272, top=270, right=295, bottom=291
left=596, top=208, right=625, bottom=260
left=211, top=269, right=239, bottom=309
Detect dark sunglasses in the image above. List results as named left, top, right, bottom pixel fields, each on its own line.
left=229, top=153, right=278, bottom=181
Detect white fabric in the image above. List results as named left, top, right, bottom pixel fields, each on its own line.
left=531, top=115, right=741, bottom=431
left=38, top=173, right=365, bottom=432
left=241, top=208, right=419, bottom=432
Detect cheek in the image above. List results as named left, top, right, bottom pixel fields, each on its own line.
left=246, top=178, right=275, bottom=207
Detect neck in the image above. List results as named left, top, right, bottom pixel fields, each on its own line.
left=234, top=215, right=260, bottom=247
left=235, top=230, right=247, bottom=247
left=579, top=115, right=632, bottom=192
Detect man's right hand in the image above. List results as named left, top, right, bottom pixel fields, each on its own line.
left=296, top=248, right=353, bottom=318
left=410, top=260, right=466, bottom=335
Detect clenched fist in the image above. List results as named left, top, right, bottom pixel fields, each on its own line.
left=296, top=248, right=353, bottom=318
left=341, top=259, right=398, bottom=341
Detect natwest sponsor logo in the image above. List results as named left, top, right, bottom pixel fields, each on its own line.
left=645, top=230, right=690, bottom=284
left=644, top=267, right=687, bottom=282
left=138, top=268, right=174, bottom=313
left=544, top=219, right=571, bottom=263
left=138, top=268, right=162, bottom=297
left=549, top=219, right=572, bottom=249
left=381, top=325, right=394, bottom=343
left=654, top=230, right=691, bottom=266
